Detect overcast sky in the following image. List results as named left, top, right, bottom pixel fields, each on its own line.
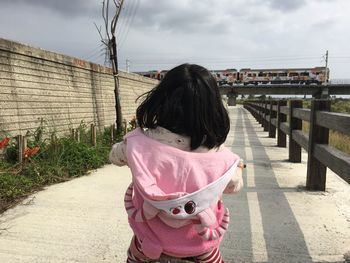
left=0, top=0, right=349, bottom=79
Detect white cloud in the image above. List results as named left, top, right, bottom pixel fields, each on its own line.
left=0, top=0, right=349, bottom=78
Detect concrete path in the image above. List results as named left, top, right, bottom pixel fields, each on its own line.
left=0, top=106, right=349, bottom=263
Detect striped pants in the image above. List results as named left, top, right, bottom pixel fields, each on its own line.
left=127, top=236, right=225, bottom=263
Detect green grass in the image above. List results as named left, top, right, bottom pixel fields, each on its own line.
left=302, top=98, right=350, bottom=154
left=303, top=98, right=350, bottom=114
left=0, top=123, right=124, bottom=213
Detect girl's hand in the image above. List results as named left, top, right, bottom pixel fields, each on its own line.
left=223, top=160, right=245, bottom=194
left=238, top=159, right=246, bottom=170
left=224, top=172, right=243, bottom=194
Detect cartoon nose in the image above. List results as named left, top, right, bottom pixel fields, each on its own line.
left=172, top=207, right=181, bottom=215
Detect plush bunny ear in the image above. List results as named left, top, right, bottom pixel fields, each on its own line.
left=124, top=183, right=159, bottom=222
left=143, top=201, right=160, bottom=219
left=196, top=207, right=217, bottom=227
left=194, top=208, right=230, bottom=241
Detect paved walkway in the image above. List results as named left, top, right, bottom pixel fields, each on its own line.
left=0, top=106, right=349, bottom=263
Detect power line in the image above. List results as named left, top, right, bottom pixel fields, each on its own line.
left=87, top=51, right=105, bottom=62
left=84, top=46, right=106, bottom=61
left=116, top=0, right=131, bottom=45
left=82, top=44, right=104, bottom=60
left=128, top=54, right=333, bottom=71
left=328, top=61, right=350, bottom=64
left=330, top=56, right=350, bottom=58
left=130, top=57, right=325, bottom=65
left=117, top=0, right=135, bottom=49
left=324, top=50, right=329, bottom=84
left=118, top=0, right=140, bottom=51
left=128, top=55, right=324, bottom=63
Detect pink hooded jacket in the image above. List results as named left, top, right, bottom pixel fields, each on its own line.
left=122, top=128, right=240, bottom=258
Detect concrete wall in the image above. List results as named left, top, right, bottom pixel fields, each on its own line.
left=0, top=38, right=158, bottom=137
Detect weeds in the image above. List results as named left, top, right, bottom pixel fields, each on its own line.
left=0, top=121, right=125, bottom=213
left=303, top=99, right=350, bottom=154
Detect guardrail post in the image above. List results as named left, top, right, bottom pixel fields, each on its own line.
left=17, top=135, right=24, bottom=163
left=256, top=102, right=262, bottom=124
left=306, top=100, right=330, bottom=190
left=264, top=101, right=269, bottom=131
left=110, top=124, right=115, bottom=144
left=257, top=102, right=264, bottom=125
left=75, top=129, right=80, bottom=142
left=269, top=100, right=276, bottom=138
left=256, top=103, right=261, bottom=122
left=71, top=129, right=75, bottom=140
left=277, top=100, right=287, bottom=147
left=249, top=103, right=253, bottom=118
left=91, top=124, right=97, bottom=146
left=289, top=100, right=302, bottom=162
left=123, top=120, right=128, bottom=135
left=51, top=133, right=57, bottom=144
left=249, top=103, right=254, bottom=119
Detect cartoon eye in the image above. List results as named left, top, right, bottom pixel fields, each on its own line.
left=170, top=207, right=181, bottom=215
left=184, top=201, right=196, bottom=214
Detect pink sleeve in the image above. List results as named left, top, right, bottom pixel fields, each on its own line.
left=109, top=140, right=128, bottom=166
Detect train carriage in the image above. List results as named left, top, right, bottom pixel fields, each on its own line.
left=211, top=69, right=238, bottom=86
left=239, top=67, right=329, bottom=85
left=136, top=66, right=329, bottom=85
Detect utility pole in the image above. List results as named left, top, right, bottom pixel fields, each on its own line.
left=324, top=50, right=329, bottom=85
left=126, top=59, right=130, bottom=73
left=320, top=50, right=330, bottom=98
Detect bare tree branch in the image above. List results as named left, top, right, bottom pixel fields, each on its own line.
left=94, top=22, right=108, bottom=46
left=102, top=0, right=111, bottom=41
left=102, top=1, right=106, bottom=26
left=111, top=0, right=124, bottom=34
left=95, top=0, right=125, bottom=131
left=106, top=0, right=109, bottom=34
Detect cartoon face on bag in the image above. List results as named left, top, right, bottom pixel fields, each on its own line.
left=169, top=201, right=196, bottom=216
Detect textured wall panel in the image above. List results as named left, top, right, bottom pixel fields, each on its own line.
left=0, top=38, right=158, bottom=137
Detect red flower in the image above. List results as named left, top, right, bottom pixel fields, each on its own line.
left=24, top=146, right=40, bottom=158
left=0, top=138, right=11, bottom=149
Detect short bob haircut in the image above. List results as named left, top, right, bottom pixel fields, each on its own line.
left=136, top=63, right=230, bottom=150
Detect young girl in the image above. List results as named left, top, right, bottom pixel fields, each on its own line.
left=109, top=64, right=244, bottom=262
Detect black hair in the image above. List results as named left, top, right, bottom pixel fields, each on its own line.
left=136, top=63, right=230, bottom=150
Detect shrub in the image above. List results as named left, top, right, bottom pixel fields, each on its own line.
left=0, top=122, right=125, bottom=213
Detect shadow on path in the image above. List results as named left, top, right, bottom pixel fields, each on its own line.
left=221, top=106, right=253, bottom=262
left=222, top=107, right=314, bottom=263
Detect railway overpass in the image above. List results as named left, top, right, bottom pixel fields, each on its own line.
left=220, top=84, right=350, bottom=105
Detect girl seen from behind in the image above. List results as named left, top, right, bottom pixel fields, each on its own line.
left=109, top=63, right=244, bottom=262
